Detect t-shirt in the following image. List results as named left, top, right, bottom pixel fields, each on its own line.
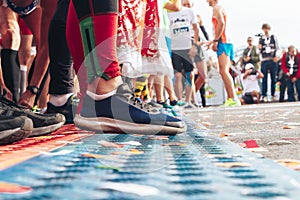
left=241, top=74, right=260, bottom=94
left=168, top=7, right=197, bottom=50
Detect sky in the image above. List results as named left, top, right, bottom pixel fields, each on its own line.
left=193, top=0, right=300, bottom=51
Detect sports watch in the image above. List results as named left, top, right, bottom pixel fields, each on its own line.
left=27, top=86, right=39, bottom=94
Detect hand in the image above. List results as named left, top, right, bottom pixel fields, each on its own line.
left=188, top=45, right=197, bottom=58
left=18, top=90, right=36, bottom=109
left=244, top=56, right=251, bottom=62
left=292, top=77, right=297, bottom=83
left=0, top=85, right=13, bottom=101
left=273, top=57, right=279, bottom=63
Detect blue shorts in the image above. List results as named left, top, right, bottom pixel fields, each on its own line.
left=217, top=43, right=234, bottom=61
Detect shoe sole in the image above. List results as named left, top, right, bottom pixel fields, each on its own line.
left=30, top=121, right=65, bottom=137
left=0, top=118, right=33, bottom=145
left=74, top=114, right=187, bottom=135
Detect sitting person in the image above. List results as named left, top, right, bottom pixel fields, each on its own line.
left=240, top=63, right=264, bottom=105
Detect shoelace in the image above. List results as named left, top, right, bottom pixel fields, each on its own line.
left=131, top=97, right=152, bottom=112
left=0, top=95, right=37, bottom=113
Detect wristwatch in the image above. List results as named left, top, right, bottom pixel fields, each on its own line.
left=27, top=85, right=40, bottom=94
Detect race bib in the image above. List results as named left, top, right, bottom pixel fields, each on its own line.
left=171, top=18, right=190, bottom=39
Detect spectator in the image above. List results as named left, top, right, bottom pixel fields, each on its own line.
left=240, top=63, right=264, bottom=105
left=242, top=36, right=260, bottom=71
left=280, top=45, right=300, bottom=102
left=258, top=23, right=279, bottom=102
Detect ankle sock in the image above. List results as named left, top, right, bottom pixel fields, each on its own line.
left=49, top=93, right=73, bottom=106
left=86, top=90, right=117, bottom=101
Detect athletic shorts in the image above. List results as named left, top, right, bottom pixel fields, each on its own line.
left=217, top=42, right=234, bottom=61
left=194, top=45, right=206, bottom=62
left=18, top=18, right=32, bottom=35
left=171, top=49, right=194, bottom=73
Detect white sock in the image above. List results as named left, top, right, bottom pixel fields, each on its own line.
left=49, top=93, right=73, bottom=106
left=86, top=89, right=117, bottom=101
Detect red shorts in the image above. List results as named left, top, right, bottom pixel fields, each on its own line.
left=18, top=18, right=32, bottom=35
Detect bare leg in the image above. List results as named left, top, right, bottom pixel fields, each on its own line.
left=0, top=6, right=21, bottom=101
left=164, top=75, right=177, bottom=102
left=218, top=53, right=236, bottom=99
left=195, top=60, right=207, bottom=91
left=174, top=72, right=183, bottom=101
left=19, top=0, right=58, bottom=108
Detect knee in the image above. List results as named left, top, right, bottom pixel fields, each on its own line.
left=1, top=28, right=20, bottom=49
left=218, top=68, right=228, bottom=78
left=175, top=72, right=182, bottom=81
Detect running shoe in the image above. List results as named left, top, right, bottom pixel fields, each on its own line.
left=146, top=99, right=163, bottom=109
left=223, top=98, right=241, bottom=107
left=0, top=115, right=33, bottom=145
left=47, top=95, right=79, bottom=124
left=74, top=83, right=187, bottom=135
left=157, top=100, right=174, bottom=109
left=170, top=99, right=186, bottom=106
left=0, top=95, right=65, bottom=137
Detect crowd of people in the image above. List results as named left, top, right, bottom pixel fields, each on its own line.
left=0, top=0, right=299, bottom=146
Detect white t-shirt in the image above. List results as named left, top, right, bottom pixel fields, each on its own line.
left=168, top=7, right=197, bottom=50
left=241, top=74, right=260, bottom=94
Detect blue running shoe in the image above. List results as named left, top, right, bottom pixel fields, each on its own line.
left=74, top=84, right=187, bottom=135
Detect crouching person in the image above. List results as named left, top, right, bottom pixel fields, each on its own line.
left=240, top=63, right=264, bottom=105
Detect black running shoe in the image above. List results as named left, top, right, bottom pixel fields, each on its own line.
left=47, top=95, right=79, bottom=124
left=0, top=95, right=65, bottom=137
left=0, top=115, right=33, bottom=145
left=74, top=83, right=187, bottom=135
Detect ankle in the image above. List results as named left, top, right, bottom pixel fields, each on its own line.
left=49, top=93, right=73, bottom=106
left=89, top=76, right=122, bottom=95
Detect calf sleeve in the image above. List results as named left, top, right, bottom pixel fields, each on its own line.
left=1, top=49, right=20, bottom=102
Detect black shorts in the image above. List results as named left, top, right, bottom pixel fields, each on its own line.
left=171, top=49, right=194, bottom=73
left=242, top=93, right=254, bottom=104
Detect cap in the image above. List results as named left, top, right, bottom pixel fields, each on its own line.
left=245, top=63, right=254, bottom=70
left=262, top=23, right=271, bottom=30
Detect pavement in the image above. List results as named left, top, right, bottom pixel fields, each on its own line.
left=184, top=101, right=300, bottom=170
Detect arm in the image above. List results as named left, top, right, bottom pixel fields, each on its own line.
left=256, top=71, right=264, bottom=79
left=296, top=53, right=300, bottom=79
left=280, top=53, right=289, bottom=74
left=164, top=0, right=181, bottom=12
left=192, top=23, right=199, bottom=44
left=212, top=6, right=225, bottom=42
left=197, top=15, right=209, bottom=40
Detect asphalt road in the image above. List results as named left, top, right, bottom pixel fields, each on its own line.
left=183, top=101, right=300, bottom=170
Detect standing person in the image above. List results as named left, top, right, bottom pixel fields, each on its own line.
left=242, top=36, right=260, bottom=71
left=258, top=23, right=279, bottom=102
left=66, top=0, right=186, bottom=134
left=206, top=0, right=240, bottom=106
left=280, top=45, right=300, bottom=102
left=167, top=0, right=198, bottom=107
left=182, top=0, right=208, bottom=107
left=45, top=0, right=77, bottom=124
